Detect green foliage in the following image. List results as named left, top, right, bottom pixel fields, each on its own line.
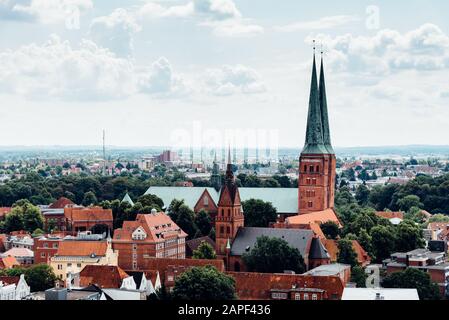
left=320, top=221, right=340, bottom=240
left=395, top=220, right=425, bottom=252
left=242, top=236, right=306, bottom=274
left=337, top=238, right=358, bottom=267
left=2, top=264, right=57, bottom=292
left=194, top=209, right=213, bottom=237
left=192, top=241, right=216, bottom=259
left=172, top=266, right=236, bottom=300
left=355, top=184, right=370, bottom=206
left=370, top=225, right=397, bottom=263
left=4, top=200, right=43, bottom=233
left=242, top=199, right=277, bottom=228
left=428, top=214, right=449, bottom=223
left=81, top=191, right=98, bottom=206
left=351, top=266, right=367, bottom=288
left=397, top=195, right=423, bottom=212
left=168, top=200, right=198, bottom=240
left=382, top=268, right=440, bottom=300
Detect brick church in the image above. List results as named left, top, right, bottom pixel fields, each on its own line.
left=214, top=52, right=340, bottom=271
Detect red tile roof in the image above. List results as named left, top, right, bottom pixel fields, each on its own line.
left=428, top=222, right=449, bottom=232
left=56, top=241, right=108, bottom=257
left=79, top=265, right=129, bottom=288
left=139, top=257, right=225, bottom=275
left=64, top=207, right=113, bottom=222
left=113, top=212, right=187, bottom=244
left=286, top=209, right=342, bottom=227
left=227, top=271, right=345, bottom=300
left=49, top=197, right=75, bottom=209
left=0, top=207, right=11, bottom=220
left=0, top=276, right=20, bottom=286
left=0, top=256, right=19, bottom=269
left=3, top=248, right=34, bottom=258
left=375, top=211, right=404, bottom=220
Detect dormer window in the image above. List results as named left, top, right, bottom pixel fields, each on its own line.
left=132, top=227, right=147, bottom=241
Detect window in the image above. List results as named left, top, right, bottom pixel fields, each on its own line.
left=221, top=209, right=224, bottom=216
left=308, top=201, right=313, bottom=208
left=309, top=165, right=314, bottom=173
left=304, top=165, right=307, bottom=172
left=312, top=294, right=318, bottom=300
left=220, top=226, right=224, bottom=235
left=226, top=226, right=231, bottom=234
left=77, top=263, right=81, bottom=268
left=41, top=253, right=46, bottom=258
left=295, top=293, right=301, bottom=300
left=228, top=209, right=231, bottom=216
left=306, top=178, right=311, bottom=185
left=53, top=243, right=58, bottom=248
left=133, top=244, right=137, bottom=250
left=132, top=262, right=137, bottom=270
left=312, top=178, right=317, bottom=185
left=57, top=264, right=62, bottom=270
left=271, top=292, right=288, bottom=300
left=43, top=243, right=49, bottom=248
left=204, top=197, right=209, bottom=206
left=304, top=293, right=309, bottom=300
left=67, top=263, right=72, bottom=267
left=316, top=165, right=319, bottom=172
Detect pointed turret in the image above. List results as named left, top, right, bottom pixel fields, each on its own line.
left=210, top=150, right=222, bottom=191
left=302, top=50, right=328, bottom=155
left=319, top=55, right=334, bottom=154
left=225, top=145, right=234, bottom=183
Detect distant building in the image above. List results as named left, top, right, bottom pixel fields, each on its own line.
left=0, top=255, right=20, bottom=270
left=64, top=206, right=113, bottom=232
left=112, top=211, right=187, bottom=270
left=33, top=234, right=63, bottom=264
left=342, top=288, right=419, bottom=300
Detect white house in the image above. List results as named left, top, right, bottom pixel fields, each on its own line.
left=342, top=288, right=419, bottom=300
left=0, top=274, right=31, bottom=300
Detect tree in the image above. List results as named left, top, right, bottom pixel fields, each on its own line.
left=242, top=236, right=306, bottom=274
left=81, top=191, right=98, bottom=206
left=355, top=184, right=370, bottom=206
left=4, top=209, right=24, bottom=232
left=3, top=264, right=57, bottom=292
left=382, top=268, right=440, bottom=300
left=5, top=200, right=43, bottom=233
left=370, top=225, right=396, bottom=263
left=395, top=220, right=425, bottom=252
left=194, top=209, right=212, bottom=237
left=351, top=265, right=367, bottom=288
left=173, top=204, right=198, bottom=240
left=357, top=228, right=374, bottom=259
left=192, top=241, right=216, bottom=259
left=428, top=214, right=449, bottom=223
left=320, top=221, right=340, bottom=240
left=167, top=199, right=185, bottom=222
left=337, top=238, right=358, bottom=267
left=172, top=265, right=236, bottom=300
left=397, top=195, right=423, bottom=212
left=136, top=194, right=164, bottom=211
left=242, top=199, right=277, bottom=228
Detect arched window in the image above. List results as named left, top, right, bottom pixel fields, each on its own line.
left=304, top=165, right=307, bottom=172
left=309, top=165, right=314, bottom=173
left=316, top=165, right=320, bottom=172
left=221, top=209, right=224, bottom=216
left=228, top=209, right=231, bottom=216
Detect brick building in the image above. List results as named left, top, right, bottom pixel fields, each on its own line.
left=298, top=54, right=336, bottom=214
left=112, top=210, right=187, bottom=270
left=64, top=206, right=113, bottom=232
left=33, top=234, right=63, bottom=264
left=228, top=271, right=345, bottom=300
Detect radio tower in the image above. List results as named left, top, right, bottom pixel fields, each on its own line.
left=102, top=129, right=106, bottom=175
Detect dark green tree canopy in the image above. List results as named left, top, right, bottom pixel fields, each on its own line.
left=172, top=265, right=236, bottom=300
left=242, top=199, right=277, bottom=228
left=192, top=241, right=216, bottom=260
left=382, top=268, right=440, bottom=300
left=242, top=236, right=306, bottom=274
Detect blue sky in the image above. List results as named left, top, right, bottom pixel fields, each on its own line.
left=1, top=0, right=449, bottom=149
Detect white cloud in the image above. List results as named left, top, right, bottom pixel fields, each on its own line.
left=275, top=15, right=360, bottom=32
left=138, top=0, right=263, bottom=37
left=204, top=65, right=266, bottom=96
left=0, top=0, right=93, bottom=24
left=0, top=35, right=189, bottom=100
left=139, top=57, right=191, bottom=97
left=89, top=8, right=141, bottom=58
left=308, top=24, right=449, bottom=78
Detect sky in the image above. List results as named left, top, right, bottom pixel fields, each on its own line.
left=1, top=0, right=449, bottom=149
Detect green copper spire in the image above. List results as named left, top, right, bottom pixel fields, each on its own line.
left=302, top=52, right=328, bottom=155
left=319, top=55, right=334, bottom=154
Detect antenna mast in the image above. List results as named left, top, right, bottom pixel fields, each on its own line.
left=103, top=129, right=106, bottom=175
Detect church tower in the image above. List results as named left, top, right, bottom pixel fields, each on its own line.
left=298, top=49, right=336, bottom=214
left=210, top=151, right=222, bottom=192
left=215, top=147, right=244, bottom=257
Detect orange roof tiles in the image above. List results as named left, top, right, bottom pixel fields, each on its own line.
left=49, top=197, right=75, bottom=209
left=139, top=257, right=225, bottom=274
left=113, top=212, right=187, bottom=243
left=64, top=207, right=113, bottom=222
left=56, top=241, right=108, bottom=257
left=0, top=276, right=20, bottom=286
left=4, top=247, right=34, bottom=257
left=375, top=211, right=404, bottom=220
left=227, top=271, right=345, bottom=300
left=286, top=209, right=342, bottom=228
left=79, top=265, right=129, bottom=288
left=324, top=240, right=371, bottom=267
left=0, top=256, right=19, bottom=269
